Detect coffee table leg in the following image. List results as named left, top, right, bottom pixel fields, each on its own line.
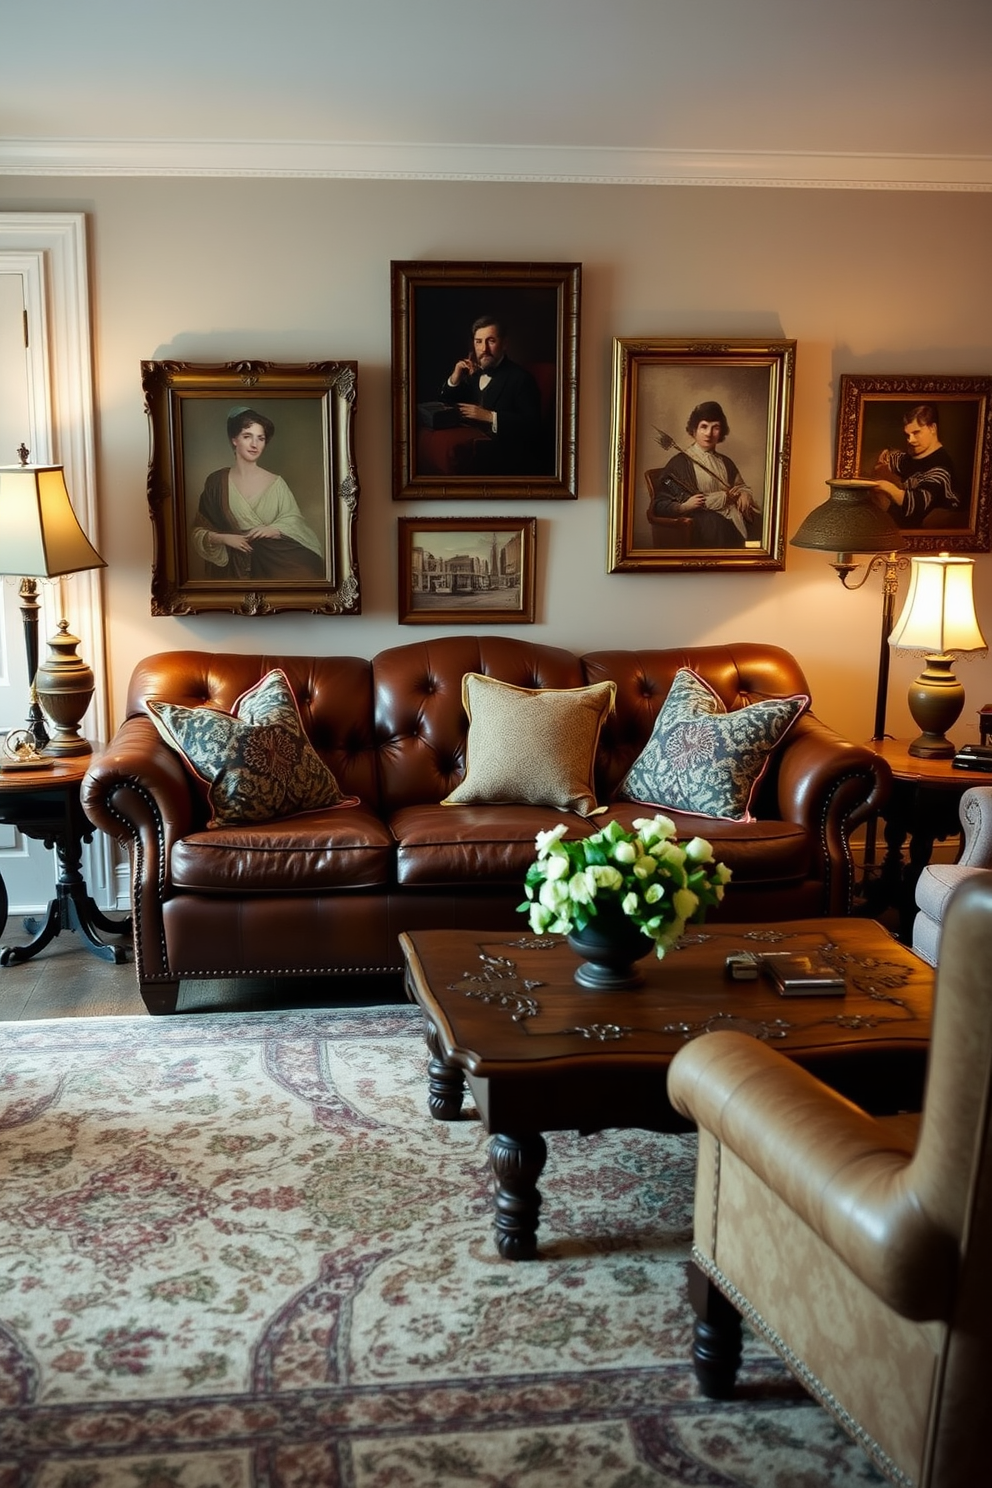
left=490, top=1131, right=547, bottom=1261
left=423, top=1019, right=465, bottom=1120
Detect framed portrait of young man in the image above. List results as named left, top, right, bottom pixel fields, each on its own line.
left=608, top=338, right=796, bottom=572
left=391, top=261, right=580, bottom=500
left=835, top=374, right=992, bottom=553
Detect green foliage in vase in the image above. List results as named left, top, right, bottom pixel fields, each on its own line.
left=518, top=815, right=732, bottom=958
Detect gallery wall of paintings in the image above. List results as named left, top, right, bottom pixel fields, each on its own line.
left=143, top=282, right=990, bottom=630
left=16, top=171, right=989, bottom=745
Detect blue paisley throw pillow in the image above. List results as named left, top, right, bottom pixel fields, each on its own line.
left=617, top=667, right=808, bottom=821
left=148, top=668, right=343, bottom=827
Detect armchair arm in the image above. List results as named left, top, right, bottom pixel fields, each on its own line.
left=958, top=786, right=992, bottom=868
left=774, top=713, right=892, bottom=913
left=667, top=1031, right=956, bottom=1323
left=81, top=718, right=197, bottom=982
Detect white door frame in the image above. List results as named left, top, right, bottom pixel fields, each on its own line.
left=0, top=212, right=115, bottom=912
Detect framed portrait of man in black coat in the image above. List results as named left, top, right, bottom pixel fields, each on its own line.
left=391, top=261, right=580, bottom=500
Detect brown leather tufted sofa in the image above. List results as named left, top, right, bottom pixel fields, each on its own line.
left=81, top=636, right=890, bottom=1014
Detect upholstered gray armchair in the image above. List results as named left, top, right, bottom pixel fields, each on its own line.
left=667, top=873, right=992, bottom=1488
left=913, top=784, right=992, bottom=965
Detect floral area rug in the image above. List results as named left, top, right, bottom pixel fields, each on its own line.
left=0, top=1006, right=886, bottom=1487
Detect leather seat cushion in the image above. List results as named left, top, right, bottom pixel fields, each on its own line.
left=600, top=801, right=811, bottom=884
left=170, top=804, right=394, bottom=893
left=390, top=802, right=810, bottom=889
left=390, top=803, right=599, bottom=888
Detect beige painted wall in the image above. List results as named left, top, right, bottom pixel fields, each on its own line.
left=2, top=176, right=991, bottom=746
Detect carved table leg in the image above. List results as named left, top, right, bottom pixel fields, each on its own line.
left=489, top=1131, right=548, bottom=1261
left=423, top=1018, right=465, bottom=1120
left=688, top=1260, right=743, bottom=1398
left=0, top=801, right=131, bottom=966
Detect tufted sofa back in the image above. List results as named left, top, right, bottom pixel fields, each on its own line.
left=583, top=644, right=811, bottom=803
left=126, top=650, right=382, bottom=815
left=371, top=635, right=587, bottom=813
left=125, top=638, right=813, bottom=821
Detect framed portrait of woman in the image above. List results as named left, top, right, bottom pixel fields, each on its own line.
left=142, top=361, right=360, bottom=615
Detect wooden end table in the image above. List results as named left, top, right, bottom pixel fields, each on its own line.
left=865, top=738, right=983, bottom=942
left=400, top=921, right=932, bottom=1261
left=0, top=751, right=131, bottom=966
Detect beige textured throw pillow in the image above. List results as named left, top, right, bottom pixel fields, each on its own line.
left=442, top=673, right=616, bottom=816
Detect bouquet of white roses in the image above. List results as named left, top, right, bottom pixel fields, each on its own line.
left=518, top=814, right=732, bottom=958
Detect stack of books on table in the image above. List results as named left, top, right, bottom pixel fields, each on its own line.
left=756, top=952, right=846, bottom=997
left=952, top=745, right=992, bottom=773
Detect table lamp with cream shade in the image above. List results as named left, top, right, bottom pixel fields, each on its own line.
left=0, top=446, right=106, bottom=762
left=888, top=552, right=988, bottom=758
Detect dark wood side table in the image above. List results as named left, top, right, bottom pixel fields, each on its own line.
left=864, top=738, right=983, bottom=943
left=401, top=921, right=932, bottom=1260
left=0, top=751, right=131, bottom=966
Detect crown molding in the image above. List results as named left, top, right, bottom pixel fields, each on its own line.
left=1, top=138, right=991, bottom=191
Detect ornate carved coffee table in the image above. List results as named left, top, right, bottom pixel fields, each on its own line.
left=399, top=920, right=932, bottom=1260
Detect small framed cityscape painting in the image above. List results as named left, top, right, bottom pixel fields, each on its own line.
left=397, top=516, right=537, bottom=624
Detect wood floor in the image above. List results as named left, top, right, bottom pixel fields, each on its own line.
left=0, top=923, right=407, bottom=1021
left=1, top=888, right=905, bottom=1022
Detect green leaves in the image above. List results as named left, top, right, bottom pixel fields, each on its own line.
left=518, top=815, right=732, bottom=956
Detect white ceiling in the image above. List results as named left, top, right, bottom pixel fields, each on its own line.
left=4, top=0, right=991, bottom=188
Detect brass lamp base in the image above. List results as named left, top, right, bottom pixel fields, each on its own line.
left=34, top=619, right=95, bottom=757
left=906, top=653, right=963, bottom=759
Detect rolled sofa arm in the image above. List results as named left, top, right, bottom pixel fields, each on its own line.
left=774, top=713, right=892, bottom=914
left=958, top=786, right=992, bottom=868
left=82, top=716, right=196, bottom=859
left=81, top=718, right=197, bottom=982
left=667, top=1030, right=954, bottom=1323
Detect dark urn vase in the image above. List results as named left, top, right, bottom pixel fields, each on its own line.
left=567, top=907, right=655, bottom=990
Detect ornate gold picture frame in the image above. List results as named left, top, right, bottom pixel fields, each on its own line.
left=143, top=360, right=360, bottom=615
left=608, top=338, right=796, bottom=572
left=835, top=373, right=992, bottom=553
left=391, top=261, right=580, bottom=500
left=397, top=517, right=537, bottom=624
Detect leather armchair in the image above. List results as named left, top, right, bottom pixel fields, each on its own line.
left=667, top=873, right=992, bottom=1488
left=913, top=785, right=992, bottom=965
